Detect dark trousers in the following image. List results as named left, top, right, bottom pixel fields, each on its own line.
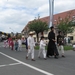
left=15, top=47, right=18, bottom=51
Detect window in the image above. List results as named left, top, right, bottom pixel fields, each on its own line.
left=72, top=16, right=75, bottom=18
left=44, top=31, right=48, bottom=34
left=69, top=36, right=73, bottom=40
left=60, top=18, right=62, bottom=20
left=54, top=20, right=57, bottom=22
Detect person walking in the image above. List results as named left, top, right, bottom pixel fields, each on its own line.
left=46, top=26, right=59, bottom=59
left=14, top=39, right=18, bottom=51
left=4, top=39, right=8, bottom=48
left=8, top=37, right=12, bottom=48
left=57, top=31, right=65, bottom=57
left=25, top=37, right=28, bottom=51
left=18, top=38, right=22, bottom=51
left=11, top=39, right=14, bottom=50
left=38, top=36, right=47, bottom=60
left=26, top=32, right=35, bottom=61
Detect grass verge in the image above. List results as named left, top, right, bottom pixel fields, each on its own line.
left=35, top=45, right=73, bottom=51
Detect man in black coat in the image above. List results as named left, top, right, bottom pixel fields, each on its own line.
left=46, top=26, right=59, bottom=58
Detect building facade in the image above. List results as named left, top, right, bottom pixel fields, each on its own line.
left=22, top=9, right=75, bottom=43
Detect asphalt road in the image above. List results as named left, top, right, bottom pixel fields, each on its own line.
left=0, top=42, right=75, bottom=75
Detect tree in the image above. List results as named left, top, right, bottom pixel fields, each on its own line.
left=15, top=33, right=21, bottom=39
left=28, top=19, right=48, bottom=42
left=57, top=13, right=75, bottom=35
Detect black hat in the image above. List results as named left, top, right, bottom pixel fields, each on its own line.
left=50, top=26, right=54, bottom=30
left=58, top=31, right=61, bottom=34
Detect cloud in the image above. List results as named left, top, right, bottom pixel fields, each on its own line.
left=0, top=0, right=75, bottom=33
left=54, top=0, right=75, bottom=13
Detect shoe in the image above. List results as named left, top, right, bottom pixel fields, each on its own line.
left=44, top=58, right=47, bottom=60
left=47, top=56, right=50, bottom=58
left=54, top=56, right=58, bottom=59
left=62, top=55, right=65, bottom=57
left=31, top=59, right=35, bottom=61
left=26, top=56, right=28, bottom=59
left=38, top=56, right=40, bottom=58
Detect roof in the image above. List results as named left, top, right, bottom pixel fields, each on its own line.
left=22, top=9, right=75, bottom=32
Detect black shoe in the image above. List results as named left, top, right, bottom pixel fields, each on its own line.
left=38, top=56, right=40, bottom=58
left=44, top=58, right=47, bottom=60
left=54, top=56, right=58, bottom=59
left=26, top=56, right=28, bottom=59
left=62, top=55, right=65, bottom=58
left=47, top=56, right=50, bottom=58
left=31, top=59, right=35, bottom=61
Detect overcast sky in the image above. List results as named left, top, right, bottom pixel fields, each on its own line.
left=0, top=0, right=75, bottom=33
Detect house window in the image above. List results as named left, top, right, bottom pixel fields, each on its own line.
left=54, top=20, right=57, bottom=22
left=44, top=31, right=48, bottom=34
left=72, top=16, right=75, bottom=18
left=34, top=37, right=36, bottom=42
left=60, top=18, right=62, bottom=20
left=44, top=37, right=48, bottom=40
left=69, top=36, right=73, bottom=40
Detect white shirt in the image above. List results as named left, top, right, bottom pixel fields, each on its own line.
left=65, top=37, right=68, bottom=42
left=18, top=39, right=22, bottom=45
left=27, top=36, right=35, bottom=47
left=40, top=40, right=46, bottom=48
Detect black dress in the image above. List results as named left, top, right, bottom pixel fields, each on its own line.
left=46, top=31, right=59, bottom=57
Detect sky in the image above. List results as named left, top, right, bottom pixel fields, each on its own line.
left=0, top=0, right=75, bottom=33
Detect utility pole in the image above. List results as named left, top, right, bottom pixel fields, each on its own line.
left=49, top=0, right=54, bottom=28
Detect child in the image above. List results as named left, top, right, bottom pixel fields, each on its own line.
left=14, top=39, right=18, bottom=51
left=18, top=38, right=22, bottom=51
left=10, top=39, right=14, bottom=50
left=8, top=37, right=12, bottom=48
left=4, top=40, right=8, bottom=48
left=38, top=36, right=47, bottom=60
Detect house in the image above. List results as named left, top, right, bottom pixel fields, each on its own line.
left=21, top=9, right=75, bottom=42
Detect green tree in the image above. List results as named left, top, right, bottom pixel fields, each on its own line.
left=28, top=19, right=48, bottom=42
left=57, top=14, right=75, bottom=35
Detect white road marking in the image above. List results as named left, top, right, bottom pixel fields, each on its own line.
left=0, top=63, right=21, bottom=67
left=0, top=52, right=54, bottom=75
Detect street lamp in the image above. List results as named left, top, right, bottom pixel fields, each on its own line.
left=49, top=0, right=54, bottom=28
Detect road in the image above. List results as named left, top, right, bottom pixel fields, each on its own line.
left=0, top=42, right=75, bottom=75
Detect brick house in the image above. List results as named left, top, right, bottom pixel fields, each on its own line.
left=21, top=9, right=75, bottom=42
